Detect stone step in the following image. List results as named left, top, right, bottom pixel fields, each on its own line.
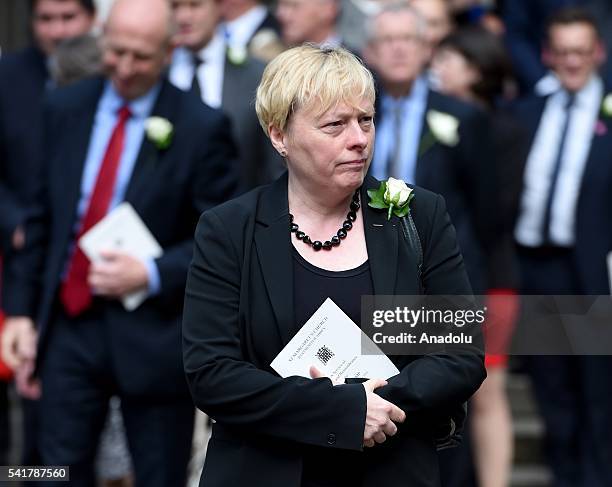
left=510, top=465, right=552, bottom=487
left=507, top=373, right=540, bottom=417
left=513, top=417, right=546, bottom=464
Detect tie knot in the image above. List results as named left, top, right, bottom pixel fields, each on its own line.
left=193, top=53, right=205, bottom=67
left=564, top=92, right=576, bottom=110
left=117, top=105, right=131, bottom=121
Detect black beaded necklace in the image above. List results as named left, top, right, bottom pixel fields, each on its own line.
left=289, top=189, right=361, bottom=251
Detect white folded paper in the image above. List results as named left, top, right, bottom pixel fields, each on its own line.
left=271, top=298, right=400, bottom=382
left=78, top=202, right=163, bottom=311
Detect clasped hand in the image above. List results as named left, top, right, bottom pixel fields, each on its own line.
left=309, top=366, right=406, bottom=448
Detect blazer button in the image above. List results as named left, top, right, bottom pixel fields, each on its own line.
left=327, top=433, right=336, bottom=445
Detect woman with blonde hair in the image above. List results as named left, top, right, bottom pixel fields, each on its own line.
left=183, top=44, right=486, bottom=487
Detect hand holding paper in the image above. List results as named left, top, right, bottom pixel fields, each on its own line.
left=79, top=202, right=163, bottom=311
left=88, top=250, right=149, bottom=298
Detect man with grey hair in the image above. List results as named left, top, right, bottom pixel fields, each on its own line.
left=364, top=2, right=497, bottom=301
left=1, top=0, right=238, bottom=484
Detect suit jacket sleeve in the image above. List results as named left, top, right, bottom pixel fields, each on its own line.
left=154, top=111, right=239, bottom=300
left=183, top=209, right=367, bottom=451
left=375, top=195, right=486, bottom=416
left=0, top=95, right=26, bottom=251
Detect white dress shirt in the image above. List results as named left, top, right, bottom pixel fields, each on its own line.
left=515, top=75, right=603, bottom=247
left=169, top=31, right=226, bottom=109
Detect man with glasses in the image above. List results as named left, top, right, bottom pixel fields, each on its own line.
left=513, top=8, right=612, bottom=486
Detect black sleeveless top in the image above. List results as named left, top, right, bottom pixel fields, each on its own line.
left=292, top=248, right=374, bottom=487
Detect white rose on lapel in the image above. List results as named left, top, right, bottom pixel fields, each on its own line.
left=368, top=177, right=414, bottom=220
left=426, top=110, right=460, bottom=146
left=384, top=177, right=412, bottom=206
left=145, top=117, right=173, bottom=150
left=601, top=94, right=612, bottom=117
left=227, top=45, right=248, bottom=66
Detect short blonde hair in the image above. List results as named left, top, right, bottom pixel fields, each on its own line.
left=255, top=44, right=375, bottom=136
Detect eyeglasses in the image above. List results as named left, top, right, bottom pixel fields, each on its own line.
left=549, top=47, right=596, bottom=59
left=373, top=34, right=423, bottom=47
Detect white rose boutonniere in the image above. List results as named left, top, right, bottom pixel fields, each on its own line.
left=227, top=45, right=248, bottom=66
left=368, top=177, right=414, bottom=220
left=601, top=93, right=612, bottom=117
left=145, top=116, right=173, bottom=150
left=426, top=110, right=460, bottom=146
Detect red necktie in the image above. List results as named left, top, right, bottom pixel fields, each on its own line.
left=60, top=105, right=131, bottom=317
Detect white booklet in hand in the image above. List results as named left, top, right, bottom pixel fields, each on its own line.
left=271, top=298, right=399, bottom=383
left=78, top=202, right=163, bottom=311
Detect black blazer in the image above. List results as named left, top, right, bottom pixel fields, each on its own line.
left=182, top=173, right=486, bottom=486
left=0, top=46, right=49, bottom=250
left=512, top=92, right=612, bottom=294
left=3, top=76, right=239, bottom=396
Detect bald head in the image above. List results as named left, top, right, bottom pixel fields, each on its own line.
left=106, top=0, right=174, bottom=45
left=102, top=0, right=175, bottom=100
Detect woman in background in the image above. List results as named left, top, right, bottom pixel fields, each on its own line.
left=432, top=26, right=528, bottom=487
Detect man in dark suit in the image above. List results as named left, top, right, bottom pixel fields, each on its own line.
left=512, top=8, right=612, bottom=487
left=169, top=0, right=282, bottom=189
left=1, top=0, right=238, bottom=484
left=363, top=2, right=497, bottom=294
left=0, top=0, right=95, bottom=251
left=0, top=0, right=96, bottom=473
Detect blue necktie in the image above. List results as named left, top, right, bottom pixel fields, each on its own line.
left=386, top=102, right=403, bottom=178
left=541, top=92, right=575, bottom=244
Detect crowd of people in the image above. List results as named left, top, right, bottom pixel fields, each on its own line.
left=0, top=0, right=611, bottom=486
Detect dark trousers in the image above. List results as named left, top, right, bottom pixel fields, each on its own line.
left=518, top=246, right=612, bottom=487
left=38, top=305, right=194, bottom=487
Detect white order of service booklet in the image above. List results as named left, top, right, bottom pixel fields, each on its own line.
left=78, top=202, right=162, bottom=311
left=271, top=298, right=400, bottom=383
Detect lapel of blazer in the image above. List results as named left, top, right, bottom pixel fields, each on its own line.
left=414, top=89, right=438, bottom=183
left=579, top=92, right=612, bottom=197
left=123, top=79, right=177, bottom=206
left=254, top=173, right=295, bottom=345
left=362, top=175, right=399, bottom=295
left=221, top=60, right=239, bottom=111
left=60, top=78, right=104, bottom=234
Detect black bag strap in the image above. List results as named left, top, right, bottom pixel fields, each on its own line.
left=399, top=212, right=423, bottom=293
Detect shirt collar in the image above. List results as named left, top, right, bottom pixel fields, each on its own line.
left=196, top=29, right=227, bottom=64
left=381, top=75, right=428, bottom=111
left=101, top=79, right=162, bottom=119
left=572, top=74, right=603, bottom=108
left=223, top=5, right=267, bottom=48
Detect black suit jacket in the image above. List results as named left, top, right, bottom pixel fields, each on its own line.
left=182, top=173, right=486, bottom=486
left=220, top=57, right=283, bottom=189
left=374, top=88, right=498, bottom=292
left=0, top=46, right=49, bottom=250
left=512, top=92, right=612, bottom=294
left=3, top=76, right=239, bottom=396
